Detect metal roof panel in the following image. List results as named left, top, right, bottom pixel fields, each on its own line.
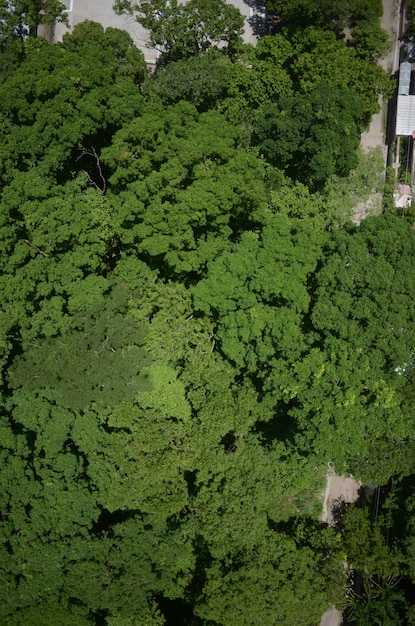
left=396, top=95, right=415, bottom=135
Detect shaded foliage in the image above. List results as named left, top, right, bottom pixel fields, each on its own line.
left=254, top=82, right=363, bottom=189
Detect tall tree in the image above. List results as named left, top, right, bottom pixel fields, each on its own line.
left=146, top=48, right=233, bottom=111
left=289, top=27, right=393, bottom=124
left=264, top=0, right=383, bottom=33
left=0, top=0, right=68, bottom=76
left=0, top=0, right=68, bottom=39
left=0, top=20, right=145, bottom=183
left=101, top=101, right=267, bottom=278
left=0, top=22, right=147, bottom=375
left=254, top=82, right=363, bottom=189
left=114, top=0, right=244, bottom=66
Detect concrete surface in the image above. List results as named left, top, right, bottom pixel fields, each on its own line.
left=361, top=0, right=400, bottom=155
left=321, top=474, right=361, bottom=526
left=53, top=0, right=267, bottom=63
left=320, top=607, right=343, bottom=626
left=319, top=470, right=360, bottom=626
left=54, top=0, right=158, bottom=63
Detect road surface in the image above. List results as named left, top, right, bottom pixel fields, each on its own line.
left=319, top=471, right=360, bottom=626
left=361, top=0, right=400, bottom=153
left=320, top=8, right=397, bottom=617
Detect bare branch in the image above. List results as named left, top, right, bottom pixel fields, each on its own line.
left=22, top=239, right=48, bottom=257
left=77, top=146, right=107, bottom=194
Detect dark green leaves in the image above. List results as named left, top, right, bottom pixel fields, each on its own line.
left=0, top=21, right=145, bottom=182
left=9, top=284, right=151, bottom=410
left=102, top=102, right=267, bottom=276
left=255, top=82, right=364, bottom=189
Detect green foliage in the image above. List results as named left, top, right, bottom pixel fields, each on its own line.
left=348, top=436, right=415, bottom=485
left=352, top=0, right=383, bottom=22
left=136, top=363, right=191, bottom=421
left=0, top=20, right=145, bottom=182
left=101, top=403, right=193, bottom=518
left=269, top=178, right=341, bottom=229
left=196, top=526, right=341, bottom=625
left=342, top=506, right=400, bottom=576
left=8, top=284, right=151, bottom=410
left=102, top=101, right=267, bottom=276
left=0, top=0, right=68, bottom=39
left=306, top=216, right=415, bottom=470
left=289, top=27, right=394, bottom=123
left=0, top=0, right=68, bottom=77
left=1, top=3, right=415, bottom=624
left=0, top=173, right=112, bottom=350
left=255, top=82, right=363, bottom=189
left=147, top=48, right=232, bottom=110
left=192, top=210, right=324, bottom=378
left=0, top=22, right=148, bottom=378
left=114, top=0, right=244, bottom=66
left=324, top=146, right=385, bottom=224
left=352, top=19, right=391, bottom=61
left=341, top=490, right=414, bottom=626
left=218, top=35, right=294, bottom=124
left=266, top=0, right=353, bottom=32
left=265, top=0, right=383, bottom=34
left=347, top=576, right=407, bottom=626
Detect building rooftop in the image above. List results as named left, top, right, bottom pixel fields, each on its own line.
left=396, top=61, right=415, bottom=136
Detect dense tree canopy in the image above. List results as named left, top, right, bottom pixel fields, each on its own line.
left=254, top=82, right=364, bottom=189
left=264, top=0, right=384, bottom=33
left=0, top=4, right=414, bottom=625
left=101, top=101, right=267, bottom=277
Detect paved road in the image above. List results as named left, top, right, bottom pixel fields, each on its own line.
left=361, top=0, right=400, bottom=154
left=319, top=471, right=360, bottom=626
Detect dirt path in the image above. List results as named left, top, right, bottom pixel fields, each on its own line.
left=321, top=472, right=361, bottom=526
left=319, top=468, right=361, bottom=626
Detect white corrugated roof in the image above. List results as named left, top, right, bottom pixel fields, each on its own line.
left=396, top=95, right=415, bottom=135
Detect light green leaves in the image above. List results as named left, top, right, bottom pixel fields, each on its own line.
left=193, top=212, right=323, bottom=372
left=136, top=363, right=191, bottom=421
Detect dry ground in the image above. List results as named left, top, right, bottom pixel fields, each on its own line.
left=319, top=471, right=361, bottom=626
